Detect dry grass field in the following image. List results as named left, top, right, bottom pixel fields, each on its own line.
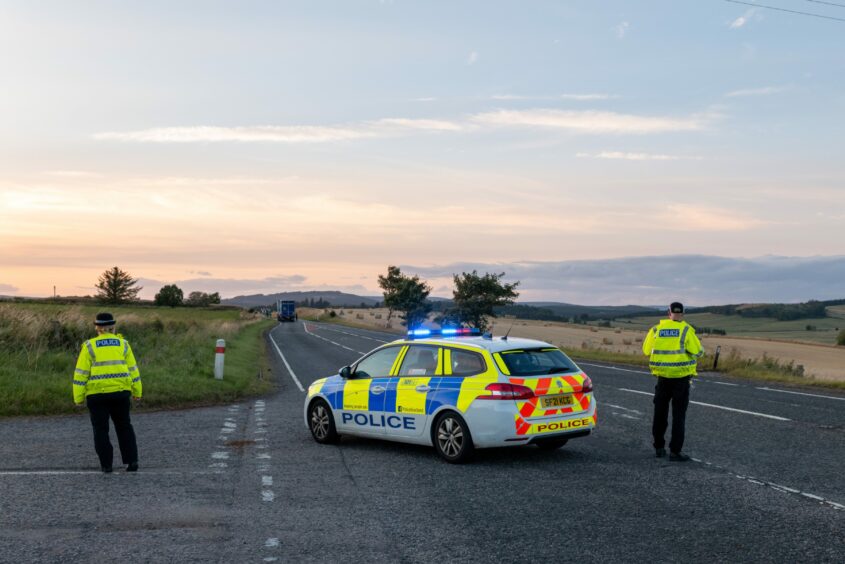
left=301, top=307, right=845, bottom=382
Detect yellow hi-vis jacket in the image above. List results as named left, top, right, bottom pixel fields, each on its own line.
left=73, top=332, right=142, bottom=404
left=642, top=319, right=703, bottom=378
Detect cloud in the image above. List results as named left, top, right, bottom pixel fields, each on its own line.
left=403, top=255, right=845, bottom=305
left=94, top=125, right=379, bottom=143
left=94, top=109, right=713, bottom=145
left=730, top=9, right=757, bottom=29
left=0, top=283, right=19, bottom=294
left=189, top=271, right=213, bottom=277
left=656, top=204, right=765, bottom=231
left=616, top=21, right=629, bottom=39
left=490, top=94, right=617, bottom=101
left=725, top=86, right=785, bottom=98
left=467, top=51, right=479, bottom=65
left=94, top=118, right=466, bottom=144
left=576, top=151, right=699, bottom=161
left=44, top=170, right=103, bottom=179
left=472, top=109, right=707, bottom=134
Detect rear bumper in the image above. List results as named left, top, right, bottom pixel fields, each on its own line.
left=463, top=399, right=597, bottom=448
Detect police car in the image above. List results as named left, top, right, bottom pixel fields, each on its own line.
left=304, top=328, right=597, bottom=463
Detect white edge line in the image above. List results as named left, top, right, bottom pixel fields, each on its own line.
left=756, top=387, right=845, bottom=401
left=269, top=326, right=305, bottom=393
left=617, top=388, right=791, bottom=421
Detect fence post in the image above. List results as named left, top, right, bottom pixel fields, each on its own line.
left=214, top=339, right=226, bottom=380
left=712, top=345, right=721, bottom=370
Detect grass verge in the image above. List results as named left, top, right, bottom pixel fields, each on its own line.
left=0, top=303, right=275, bottom=417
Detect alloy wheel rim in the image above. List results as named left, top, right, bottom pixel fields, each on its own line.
left=437, top=417, right=463, bottom=458
left=311, top=405, right=329, bottom=439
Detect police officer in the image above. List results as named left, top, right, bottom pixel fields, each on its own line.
left=73, top=312, right=142, bottom=473
left=642, top=302, right=702, bottom=462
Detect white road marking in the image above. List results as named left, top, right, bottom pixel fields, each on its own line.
left=257, top=453, right=271, bottom=459
left=303, top=323, right=368, bottom=355
left=802, top=492, right=826, bottom=501
left=211, top=452, right=229, bottom=459
left=223, top=421, right=236, bottom=428
left=317, top=325, right=390, bottom=343
left=756, top=387, right=845, bottom=401
left=264, top=559, right=279, bottom=563
left=209, top=463, right=228, bottom=469
left=265, top=538, right=280, bottom=548
left=268, top=326, right=305, bottom=392
left=262, top=490, right=275, bottom=502
left=604, top=403, right=643, bottom=415
left=262, top=476, right=273, bottom=486
left=618, top=388, right=791, bottom=421
left=709, top=381, right=739, bottom=387
left=579, top=362, right=650, bottom=375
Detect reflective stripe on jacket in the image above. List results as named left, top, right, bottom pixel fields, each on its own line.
left=642, top=320, right=703, bottom=378
left=73, top=332, right=142, bottom=403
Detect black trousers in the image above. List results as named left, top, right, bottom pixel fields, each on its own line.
left=652, top=376, right=691, bottom=453
left=86, top=391, right=138, bottom=469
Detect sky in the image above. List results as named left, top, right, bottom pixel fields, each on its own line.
left=1, top=0, right=843, bottom=305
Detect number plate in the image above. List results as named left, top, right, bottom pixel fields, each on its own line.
left=540, top=395, right=574, bottom=409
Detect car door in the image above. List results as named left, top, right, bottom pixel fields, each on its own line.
left=384, top=345, right=442, bottom=438
left=338, top=345, right=404, bottom=437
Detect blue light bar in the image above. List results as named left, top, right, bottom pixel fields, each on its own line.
left=406, top=327, right=481, bottom=340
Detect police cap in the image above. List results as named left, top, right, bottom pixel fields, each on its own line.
left=95, top=312, right=116, bottom=326
left=669, top=302, right=684, bottom=314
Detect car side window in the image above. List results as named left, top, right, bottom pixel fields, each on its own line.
left=398, top=345, right=440, bottom=377
left=450, top=349, right=486, bottom=376
left=354, top=347, right=402, bottom=379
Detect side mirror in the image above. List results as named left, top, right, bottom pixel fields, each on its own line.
left=339, top=366, right=351, bottom=379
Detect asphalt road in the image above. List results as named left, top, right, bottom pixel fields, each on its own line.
left=1, top=321, right=842, bottom=563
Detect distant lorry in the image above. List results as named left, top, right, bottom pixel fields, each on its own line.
left=278, top=300, right=297, bottom=322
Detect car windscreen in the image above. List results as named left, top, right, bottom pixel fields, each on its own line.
left=499, top=348, right=578, bottom=376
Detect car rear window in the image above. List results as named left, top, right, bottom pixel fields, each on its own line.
left=499, top=348, right=578, bottom=376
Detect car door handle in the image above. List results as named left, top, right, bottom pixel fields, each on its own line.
left=415, top=385, right=431, bottom=393
left=371, top=386, right=386, bottom=395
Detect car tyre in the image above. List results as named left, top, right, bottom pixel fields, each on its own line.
left=535, top=438, right=568, bottom=450
left=308, top=399, right=339, bottom=444
left=433, top=411, right=474, bottom=463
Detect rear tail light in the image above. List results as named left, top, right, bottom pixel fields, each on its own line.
left=580, top=376, right=593, bottom=393
left=478, top=383, right=535, bottom=400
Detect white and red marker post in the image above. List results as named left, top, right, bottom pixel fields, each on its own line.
left=214, top=339, right=226, bottom=380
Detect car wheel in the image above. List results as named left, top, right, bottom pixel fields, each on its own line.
left=535, top=438, right=568, bottom=450
left=308, top=399, right=339, bottom=444
left=433, top=411, right=474, bottom=463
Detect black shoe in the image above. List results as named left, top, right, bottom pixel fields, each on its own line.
left=101, top=466, right=113, bottom=473
left=655, top=448, right=667, bottom=458
left=126, top=463, right=138, bottom=472
left=669, top=452, right=691, bottom=462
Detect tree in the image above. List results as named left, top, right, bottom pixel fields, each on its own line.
left=377, top=265, right=432, bottom=328
left=154, top=284, right=184, bottom=307
left=185, top=291, right=221, bottom=307
left=449, top=271, right=519, bottom=333
left=837, top=329, right=845, bottom=347
left=95, top=267, right=142, bottom=304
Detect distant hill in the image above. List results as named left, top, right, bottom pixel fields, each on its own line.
left=222, top=291, right=382, bottom=309
left=521, top=302, right=662, bottom=320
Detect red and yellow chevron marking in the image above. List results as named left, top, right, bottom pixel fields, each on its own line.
left=509, top=373, right=595, bottom=435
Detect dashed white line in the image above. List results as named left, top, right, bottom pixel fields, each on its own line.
left=262, top=475, right=273, bottom=487
left=262, top=490, right=275, bottom=502
left=618, top=388, right=791, bottom=421
left=257, top=453, right=271, bottom=460
left=579, top=362, right=650, bottom=375
left=604, top=403, right=643, bottom=415
left=303, top=323, right=368, bottom=355
left=268, top=326, right=305, bottom=392
left=317, top=325, right=390, bottom=343
left=709, top=381, right=740, bottom=387
left=756, top=387, right=845, bottom=401
left=265, top=538, right=280, bottom=548
left=211, top=452, right=229, bottom=460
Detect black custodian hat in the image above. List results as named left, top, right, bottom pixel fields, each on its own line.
left=95, top=312, right=116, bottom=326
left=669, top=302, right=684, bottom=314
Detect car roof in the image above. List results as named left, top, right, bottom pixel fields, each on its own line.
left=389, top=336, right=556, bottom=354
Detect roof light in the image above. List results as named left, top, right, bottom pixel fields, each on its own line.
left=406, top=327, right=482, bottom=340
